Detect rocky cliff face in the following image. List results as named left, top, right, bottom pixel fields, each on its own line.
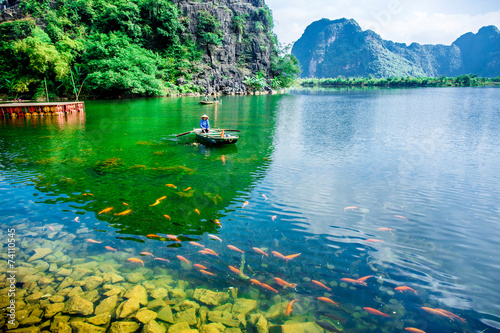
left=292, top=18, right=500, bottom=78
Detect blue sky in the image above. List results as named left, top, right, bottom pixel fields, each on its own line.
left=265, top=0, right=500, bottom=46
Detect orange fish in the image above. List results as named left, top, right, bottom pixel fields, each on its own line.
left=176, top=255, right=190, bottom=265
left=395, top=286, right=418, bottom=294
left=365, top=239, right=384, bottom=242
left=140, top=252, right=154, bottom=257
left=242, top=201, right=249, bottom=208
left=262, top=194, right=268, bottom=201
left=272, top=251, right=286, bottom=260
left=167, top=235, right=181, bottom=242
left=274, top=277, right=297, bottom=289
left=261, top=283, right=279, bottom=294
left=395, top=215, right=408, bottom=220
left=435, top=309, right=466, bottom=323
left=344, top=206, right=358, bottom=211
left=154, top=257, right=170, bottom=262
left=227, top=245, right=245, bottom=253
left=228, top=266, right=241, bottom=275
left=127, top=258, right=144, bottom=266
left=378, top=227, right=395, bottom=231
left=221, top=155, right=226, bottom=165
left=165, top=184, right=177, bottom=188
left=285, top=253, right=301, bottom=260
left=157, top=196, right=167, bottom=201
left=208, top=234, right=222, bottom=242
left=114, top=209, right=131, bottom=216
left=98, top=207, right=113, bottom=214
left=421, top=307, right=453, bottom=320
left=405, top=328, right=427, bottom=333
left=213, top=219, right=222, bottom=226
left=271, top=215, right=277, bottom=221
left=86, top=239, right=102, bottom=244
left=48, top=226, right=55, bottom=232
left=190, top=241, right=204, bottom=248
left=312, top=280, right=331, bottom=291
left=200, top=269, right=216, bottom=276
left=194, top=264, right=208, bottom=270
left=250, top=279, right=262, bottom=286
left=194, top=208, right=200, bottom=215
left=163, top=214, right=171, bottom=220
left=357, top=275, right=374, bottom=282
left=183, top=187, right=192, bottom=191
left=105, top=246, right=117, bottom=251
left=286, top=299, right=298, bottom=316
left=253, top=247, right=269, bottom=257
left=198, top=250, right=211, bottom=255
left=363, top=307, right=390, bottom=318
left=146, top=234, right=161, bottom=238
left=150, top=200, right=160, bottom=206
left=341, top=278, right=367, bottom=286
left=74, top=217, right=80, bottom=222
left=202, top=248, right=219, bottom=256
left=82, top=193, right=93, bottom=196
left=123, top=202, right=129, bottom=206
left=318, top=297, right=339, bottom=306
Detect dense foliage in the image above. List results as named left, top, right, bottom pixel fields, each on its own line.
left=0, top=0, right=299, bottom=99
left=298, top=75, right=500, bottom=88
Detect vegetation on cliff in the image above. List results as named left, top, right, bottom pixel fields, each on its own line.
left=0, top=0, right=300, bottom=99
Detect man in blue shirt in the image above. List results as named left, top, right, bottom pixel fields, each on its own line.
left=199, top=114, right=210, bottom=133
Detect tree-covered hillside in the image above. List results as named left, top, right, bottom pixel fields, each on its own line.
left=0, top=0, right=300, bottom=99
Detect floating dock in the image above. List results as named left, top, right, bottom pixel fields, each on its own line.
left=0, top=101, right=84, bottom=117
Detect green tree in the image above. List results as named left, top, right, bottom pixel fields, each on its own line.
left=196, top=10, right=223, bottom=66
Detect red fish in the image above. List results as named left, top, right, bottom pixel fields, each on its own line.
left=202, top=248, right=219, bottom=256
left=318, top=297, right=338, bottom=306
left=421, top=307, right=454, bottom=320
left=194, top=208, right=200, bottom=215
left=82, top=193, right=93, bottom=196
left=176, top=255, right=190, bottom=265
left=363, top=307, right=390, bottom=317
left=286, top=299, right=298, bottom=316
left=227, top=245, right=245, bottom=253
left=395, top=286, right=417, bottom=294
left=213, top=219, right=222, bottom=226
left=285, top=253, right=301, bottom=260
left=274, top=277, right=297, bottom=289
left=163, top=214, right=171, bottom=220
left=123, top=202, right=129, bottom=206
left=167, top=235, right=181, bottom=242
left=157, top=196, right=167, bottom=201
left=272, top=251, right=286, bottom=260
left=86, top=239, right=102, bottom=244
left=208, top=234, right=222, bottom=242
left=165, top=184, right=176, bottom=188
left=146, top=234, right=161, bottom=238
left=242, top=201, right=249, bottom=208
left=253, top=247, right=269, bottom=256
left=378, top=227, right=395, bottom=231
left=194, top=264, right=208, bottom=270
left=405, top=328, right=427, bottom=333
left=200, top=269, right=216, bottom=276
left=221, top=155, right=226, bottom=165
left=114, top=209, right=131, bottom=216
left=127, top=258, right=144, bottom=266
left=435, top=309, right=466, bottom=323
left=395, top=215, right=408, bottom=220
left=105, top=246, right=116, bottom=251
left=250, top=279, right=262, bottom=286
left=183, top=187, right=192, bottom=191
left=190, top=241, right=204, bottom=248
left=261, top=283, right=279, bottom=294
left=48, top=226, right=55, bottom=232
left=312, top=280, right=331, bottom=291
left=365, top=239, right=384, bottom=242
left=341, top=278, right=367, bottom=286
left=271, top=215, right=277, bottom=221
left=154, top=257, right=170, bottom=262
left=140, top=252, right=154, bottom=257
left=357, top=275, right=374, bottom=282
left=344, top=206, right=358, bottom=211
left=228, top=266, right=242, bottom=275
left=98, top=207, right=113, bottom=214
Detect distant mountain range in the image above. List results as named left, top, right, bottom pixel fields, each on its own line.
left=291, top=18, right=500, bottom=78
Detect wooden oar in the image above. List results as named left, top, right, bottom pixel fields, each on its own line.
left=220, top=129, right=241, bottom=132
left=176, top=130, right=195, bottom=137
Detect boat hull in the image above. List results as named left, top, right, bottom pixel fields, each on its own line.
left=199, top=101, right=220, bottom=105
left=195, top=131, right=238, bottom=146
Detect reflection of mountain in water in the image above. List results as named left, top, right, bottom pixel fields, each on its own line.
left=0, top=96, right=278, bottom=237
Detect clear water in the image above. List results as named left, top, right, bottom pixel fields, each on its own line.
left=1, top=87, right=499, bottom=332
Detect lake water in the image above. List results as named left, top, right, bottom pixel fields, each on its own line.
left=1, top=87, right=499, bottom=332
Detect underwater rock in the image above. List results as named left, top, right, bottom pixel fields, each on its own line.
left=167, top=322, right=198, bottom=333
left=178, top=300, right=201, bottom=311
left=109, top=321, right=140, bottom=333
left=82, top=276, right=103, bottom=291
left=157, top=305, right=174, bottom=323
left=4, top=327, right=41, bottom=333
left=193, top=288, right=229, bottom=306
left=135, top=308, right=158, bottom=324
left=58, top=277, right=73, bottom=290
left=68, top=268, right=92, bottom=281
left=124, top=285, right=148, bottom=305
left=64, top=294, right=94, bottom=316
left=67, top=286, right=84, bottom=298
left=255, top=315, right=268, bottom=333
left=174, top=307, right=197, bottom=325
left=264, top=302, right=288, bottom=320
left=19, top=316, right=42, bottom=326
left=273, top=322, right=324, bottom=333
left=70, top=321, right=106, bottom=333
left=34, top=261, right=50, bottom=272
left=56, top=268, right=73, bottom=277
left=199, top=323, right=226, bottom=333
left=147, top=299, right=167, bottom=310
left=27, top=248, right=52, bottom=262
left=103, top=272, right=125, bottom=284
left=116, top=298, right=140, bottom=318
left=150, top=287, right=169, bottom=299
left=142, top=320, right=167, bottom=333
left=170, top=288, right=187, bottom=300
left=25, top=292, right=44, bottom=303
left=95, top=295, right=118, bottom=315
left=232, top=298, right=258, bottom=316
left=224, top=329, right=242, bottom=333
left=43, top=302, right=64, bottom=318
left=207, top=311, right=239, bottom=327
left=125, top=272, right=145, bottom=283
left=87, top=312, right=111, bottom=326
left=103, top=285, right=126, bottom=297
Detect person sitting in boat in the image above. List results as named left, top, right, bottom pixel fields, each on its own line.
left=204, top=94, right=209, bottom=101
left=199, top=114, right=210, bottom=133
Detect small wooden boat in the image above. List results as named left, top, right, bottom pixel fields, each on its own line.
left=194, top=129, right=238, bottom=146
left=199, top=100, right=220, bottom=105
